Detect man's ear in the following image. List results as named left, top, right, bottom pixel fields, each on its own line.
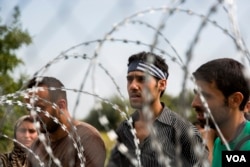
left=57, top=99, right=67, bottom=110
left=158, top=79, right=167, bottom=92
left=228, top=92, right=243, bottom=109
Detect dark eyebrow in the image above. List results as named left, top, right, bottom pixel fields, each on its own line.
left=127, top=74, right=146, bottom=82
left=201, top=91, right=211, bottom=98
left=126, top=75, right=133, bottom=79
left=17, top=128, right=37, bottom=133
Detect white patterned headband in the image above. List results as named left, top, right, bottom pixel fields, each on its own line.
left=128, top=60, right=168, bottom=79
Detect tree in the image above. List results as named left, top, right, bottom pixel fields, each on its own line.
left=84, top=95, right=131, bottom=131
left=0, top=6, right=32, bottom=152
left=161, top=90, right=196, bottom=122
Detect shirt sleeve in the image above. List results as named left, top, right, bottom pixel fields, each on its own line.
left=77, top=124, right=106, bottom=167
left=107, top=145, right=122, bottom=167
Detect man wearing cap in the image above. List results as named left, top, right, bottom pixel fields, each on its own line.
left=107, top=51, right=208, bottom=167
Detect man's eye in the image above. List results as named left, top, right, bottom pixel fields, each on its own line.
left=18, top=129, right=26, bottom=133
left=137, top=76, right=146, bottom=82
left=28, top=129, right=37, bottom=133
left=126, top=76, right=133, bottom=82
left=18, top=129, right=37, bottom=133
left=202, top=93, right=211, bottom=99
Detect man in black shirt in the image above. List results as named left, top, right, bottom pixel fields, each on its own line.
left=108, top=51, right=209, bottom=167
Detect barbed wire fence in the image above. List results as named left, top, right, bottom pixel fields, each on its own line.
left=1, top=0, right=250, bottom=166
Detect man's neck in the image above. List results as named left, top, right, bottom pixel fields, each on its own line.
left=138, top=101, right=163, bottom=121
left=220, top=114, right=246, bottom=142
left=49, top=119, right=77, bottom=142
left=49, top=126, right=68, bottom=142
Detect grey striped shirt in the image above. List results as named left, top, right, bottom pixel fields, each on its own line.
left=108, top=103, right=208, bottom=167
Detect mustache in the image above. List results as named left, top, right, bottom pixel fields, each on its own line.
left=194, top=106, right=206, bottom=113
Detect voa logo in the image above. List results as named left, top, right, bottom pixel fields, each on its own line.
left=222, top=151, right=250, bottom=167
left=226, top=155, right=246, bottom=162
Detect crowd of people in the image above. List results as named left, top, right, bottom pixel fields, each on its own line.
left=0, top=51, right=249, bottom=167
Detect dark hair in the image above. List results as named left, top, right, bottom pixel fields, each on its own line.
left=26, top=76, right=67, bottom=103
left=127, top=51, right=169, bottom=96
left=193, top=58, right=249, bottom=110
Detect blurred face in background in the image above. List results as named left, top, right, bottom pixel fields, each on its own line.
left=15, top=120, right=38, bottom=148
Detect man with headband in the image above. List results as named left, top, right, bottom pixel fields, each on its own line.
left=108, top=51, right=208, bottom=167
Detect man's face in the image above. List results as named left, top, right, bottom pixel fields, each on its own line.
left=191, top=80, right=230, bottom=129
left=26, top=86, right=60, bottom=133
left=127, top=71, right=162, bottom=109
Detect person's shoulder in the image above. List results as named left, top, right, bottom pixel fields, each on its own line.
left=158, top=107, right=202, bottom=139
left=112, top=112, right=136, bottom=137
left=74, top=121, right=106, bottom=149
left=242, top=121, right=250, bottom=136
left=0, top=153, right=9, bottom=165
left=245, top=120, right=250, bottom=127
left=243, top=121, right=250, bottom=134
left=75, top=121, right=102, bottom=137
left=161, top=106, right=193, bottom=127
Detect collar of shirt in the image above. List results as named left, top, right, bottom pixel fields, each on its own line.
left=127, top=102, right=174, bottom=127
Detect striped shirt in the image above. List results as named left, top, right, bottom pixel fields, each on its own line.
left=108, top=103, right=209, bottom=167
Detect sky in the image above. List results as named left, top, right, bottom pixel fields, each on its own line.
left=1, top=0, right=250, bottom=119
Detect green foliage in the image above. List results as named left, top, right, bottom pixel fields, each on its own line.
left=84, top=95, right=131, bottom=131
left=0, top=6, right=32, bottom=152
left=161, top=91, right=196, bottom=122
